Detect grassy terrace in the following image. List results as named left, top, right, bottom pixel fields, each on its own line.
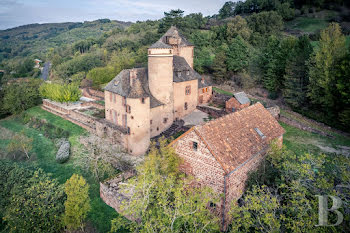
left=0, top=106, right=118, bottom=233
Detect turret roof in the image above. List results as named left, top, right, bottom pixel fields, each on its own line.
left=149, top=26, right=193, bottom=49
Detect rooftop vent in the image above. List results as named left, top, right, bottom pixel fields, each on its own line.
left=254, top=128, right=266, bottom=139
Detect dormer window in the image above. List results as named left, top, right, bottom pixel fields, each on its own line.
left=186, top=70, right=190, bottom=75
left=177, top=71, right=182, bottom=77
left=114, top=80, right=120, bottom=86
left=255, top=128, right=266, bottom=139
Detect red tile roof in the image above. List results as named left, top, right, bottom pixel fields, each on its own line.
left=194, top=102, right=285, bottom=173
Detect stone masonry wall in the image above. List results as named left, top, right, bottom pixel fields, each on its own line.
left=172, top=130, right=225, bottom=194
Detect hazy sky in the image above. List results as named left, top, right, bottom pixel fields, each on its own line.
left=0, top=0, right=229, bottom=30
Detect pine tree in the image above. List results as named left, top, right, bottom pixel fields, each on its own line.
left=283, top=35, right=313, bottom=109
left=63, top=174, right=91, bottom=231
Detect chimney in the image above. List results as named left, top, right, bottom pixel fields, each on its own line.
left=130, top=69, right=137, bottom=86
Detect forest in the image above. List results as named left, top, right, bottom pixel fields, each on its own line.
left=0, top=0, right=349, bottom=232
left=1, top=0, right=350, bottom=131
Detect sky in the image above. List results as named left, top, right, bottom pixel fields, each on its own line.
left=0, top=0, right=229, bottom=30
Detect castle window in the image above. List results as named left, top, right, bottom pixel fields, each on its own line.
left=127, top=127, right=130, bottom=135
left=157, top=127, right=159, bottom=131
left=202, top=88, right=205, bottom=93
left=113, top=94, right=116, bottom=103
left=109, top=92, right=112, bottom=102
left=185, top=86, right=191, bottom=95
left=206, top=87, right=208, bottom=92
left=192, top=141, right=198, bottom=151
left=148, top=50, right=151, bottom=55
left=184, top=102, right=188, bottom=110
left=126, top=105, right=131, bottom=113
left=150, top=120, right=152, bottom=125
left=163, top=118, right=168, bottom=124
left=122, top=97, right=126, bottom=106
left=141, top=98, right=145, bottom=104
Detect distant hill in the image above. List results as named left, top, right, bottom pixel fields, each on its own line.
left=0, top=19, right=132, bottom=62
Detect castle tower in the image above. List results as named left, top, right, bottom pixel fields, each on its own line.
left=147, top=42, right=174, bottom=131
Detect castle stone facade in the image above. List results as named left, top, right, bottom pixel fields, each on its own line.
left=104, top=26, right=212, bottom=155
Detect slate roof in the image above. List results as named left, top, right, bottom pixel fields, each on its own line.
left=150, top=26, right=193, bottom=49
left=173, top=55, right=200, bottom=82
left=234, top=92, right=250, bottom=105
left=104, top=68, right=163, bottom=108
left=193, top=103, right=285, bottom=173
left=198, top=77, right=211, bottom=88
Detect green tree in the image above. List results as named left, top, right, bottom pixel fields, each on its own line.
left=86, top=66, right=116, bottom=88
left=259, top=36, right=297, bottom=95
left=218, top=1, right=236, bottom=19
left=2, top=78, right=42, bottom=114
left=247, top=11, right=283, bottom=36
left=308, top=23, right=346, bottom=111
left=158, top=9, right=185, bottom=33
left=226, top=36, right=251, bottom=73
left=111, top=139, right=220, bottom=232
left=40, top=82, right=81, bottom=103
left=212, top=46, right=228, bottom=81
left=7, top=130, right=33, bottom=159
left=3, top=169, right=65, bottom=233
left=64, top=174, right=91, bottom=231
left=283, top=35, right=313, bottom=109
left=230, top=186, right=281, bottom=233
left=226, top=15, right=252, bottom=41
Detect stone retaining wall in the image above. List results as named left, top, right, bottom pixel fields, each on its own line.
left=100, top=171, right=136, bottom=221
left=42, top=99, right=127, bottom=141
left=82, top=88, right=104, bottom=101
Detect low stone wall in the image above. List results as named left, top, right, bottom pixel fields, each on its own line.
left=81, top=101, right=104, bottom=110
left=267, top=106, right=280, bottom=119
left=212, top=91, right=231, bottom=107
left=100, top=171, right=136, bottom=221
left=82, top=88, right=104, bottom=101
left=42, top=99, right=126, bottom=140
left=196, top=105, right=226, bottom=118
left=96, top=119, right=127, bottom=145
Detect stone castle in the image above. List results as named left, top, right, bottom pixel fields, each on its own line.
left=103, top=26, right=212, bottom=155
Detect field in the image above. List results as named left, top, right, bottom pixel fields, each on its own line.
left=0, top=106, right=118, bottom=233
left=285, top=16, right=329, bottom=33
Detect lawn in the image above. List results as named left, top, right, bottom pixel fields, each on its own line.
left=0, top=106, right=118, bottom=233
left=286, top=16, right=329, bottom=33
left=280, top=122, right=350, bottom=156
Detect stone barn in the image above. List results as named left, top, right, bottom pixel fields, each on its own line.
left=225, top=91, right=250, bottom=113
left=170, top=102, right=285, bottom=228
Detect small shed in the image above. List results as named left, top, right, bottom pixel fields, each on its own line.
left=225, top=91, right=250, bottom=113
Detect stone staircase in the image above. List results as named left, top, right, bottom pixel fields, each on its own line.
left=153, top=120, right=185, bottom=139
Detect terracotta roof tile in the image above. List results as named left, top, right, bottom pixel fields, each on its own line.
left=194, top=103, right=285, bottom=173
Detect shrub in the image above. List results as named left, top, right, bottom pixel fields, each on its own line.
left=39, top=83, right=81, bottom=103
left=56, top=139, right=70, bottom=163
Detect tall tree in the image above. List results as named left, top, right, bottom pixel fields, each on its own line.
left=308, top=23, right=346, bottom=111
left=111, top=139, right=220, bottom=232
left=226, top=15, right=252, bottom=41
left=218, top=1, right=236, bottom=19
left=226, top=36, right=251, bottom=73
left=283, top=35, right=313, bottom=109
left=2, top=78, right=42, bottom=115
left=158, top=9, right=185, bottom=33
left=3, top=169, right=65, bottom=233
left=63, top=174, right=91, bottom=231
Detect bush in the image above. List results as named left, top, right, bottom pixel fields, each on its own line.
left=56, top=139, right=70, bottom=163
left=28, top=116, right=70, bottom=139
left=39, top=83, right=81, bottom=103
